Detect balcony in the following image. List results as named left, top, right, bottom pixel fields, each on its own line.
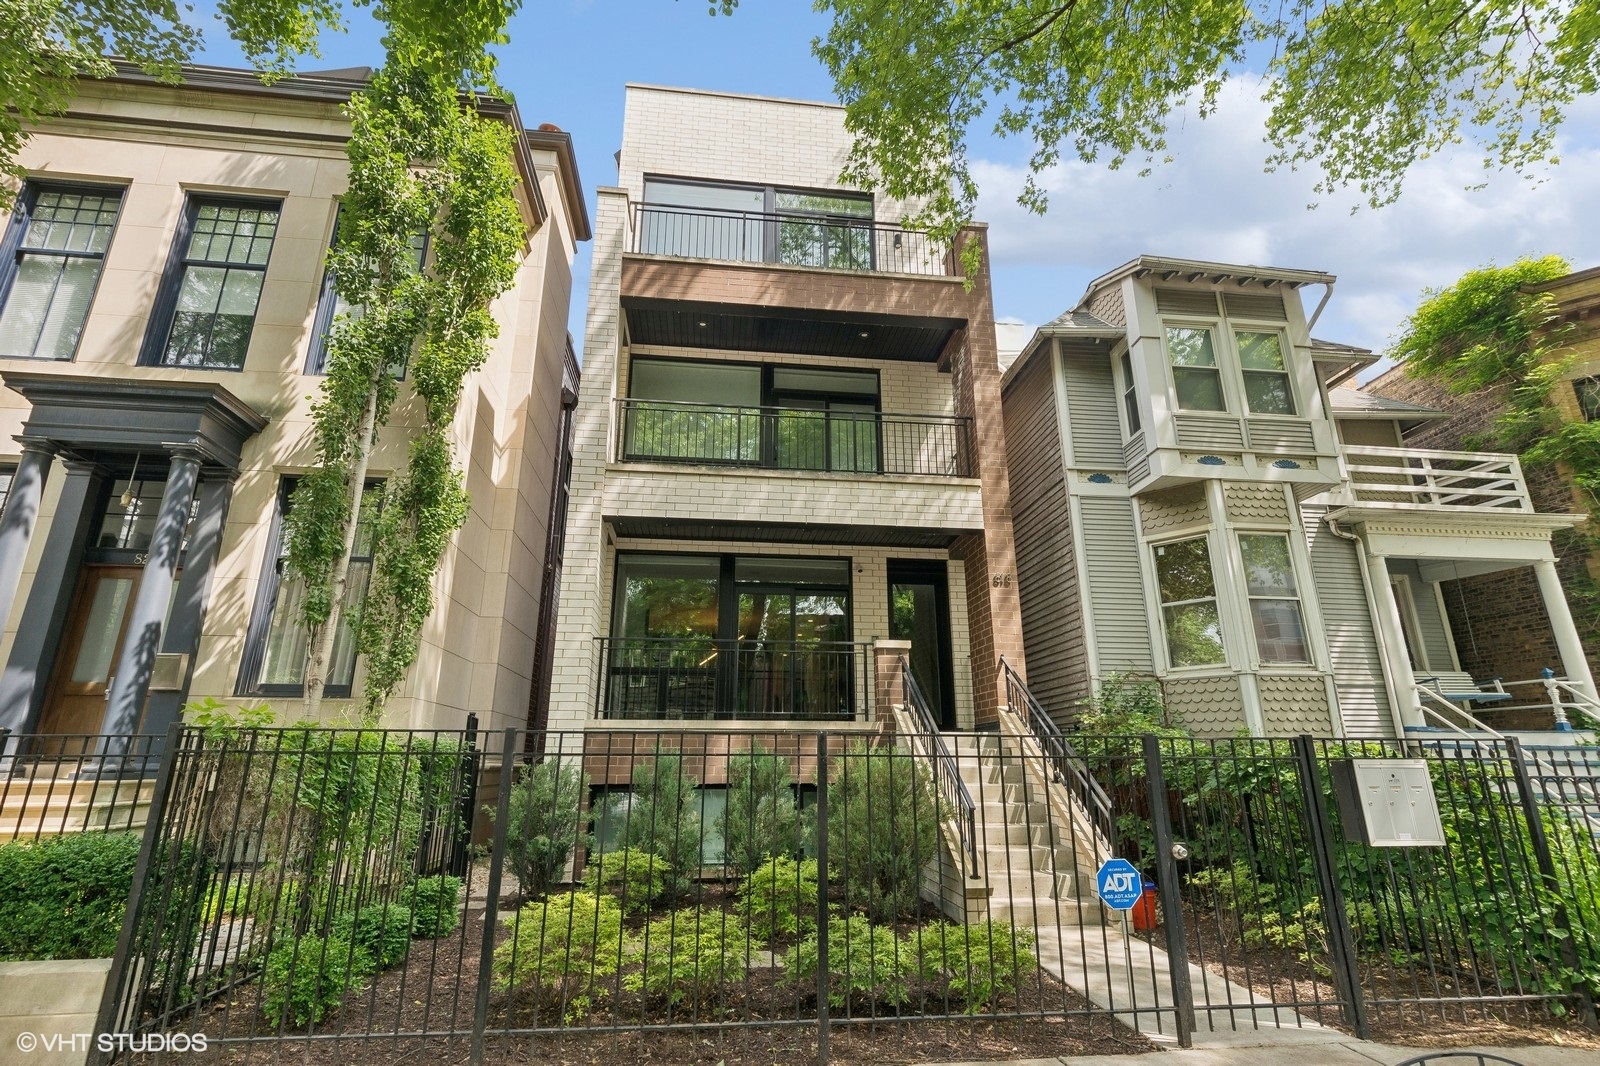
left=614, top=398, right=973, bottom=478
left=628, top=203, right=953, bottom=277
left=1342, top=445, right=1531, bottom=510
left=594, top=637, right=871, bottom=722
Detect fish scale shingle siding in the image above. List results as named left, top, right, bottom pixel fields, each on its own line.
left=1161, top=674, right=1245, bottom=736
left=1003, top=353, right=1089, bottom=720
left=1302, top=504, right=1394, bottom=738
left=1257, top=674, right=1334, bottom=736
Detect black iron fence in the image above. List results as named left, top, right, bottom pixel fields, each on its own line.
left=615, top=398, right=974, bottom=478
left=594, top=638, right=872, bottom=722
left=0, top=731, right=167, bottom=843
left=628, top=203, right=953, bottom=276
left=1, top=721, right=1590, bottom=1063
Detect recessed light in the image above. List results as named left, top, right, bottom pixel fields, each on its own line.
left=697, top=320, right=709, bottom=328
left=858, top=330, right=870, bottom=339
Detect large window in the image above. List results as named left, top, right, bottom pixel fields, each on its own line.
left=305, top=207, right=429, bottom=374
left=1238, top=534, right=1310, bottom=663
left=1236, top=331, right=1295, bottom=414
left=603, top=553, right=854, bottom=720
left=640, top=178, right=873, bottom=270
left=0, top=184, right=122, bottom=360
left=1165, top=326, right=1226, bottom=412
left=1576, top=377, right=1600, bottom=422
left=1153, top=536, right=1225, bottom=667
left=241, top=479, right=379, bottom=697
left=146, top=197, right=280, bottom=369
left=0, top=465, right=13, bottom=515
left=623, top=358, right=881, bottom=473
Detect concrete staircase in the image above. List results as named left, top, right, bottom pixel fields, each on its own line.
left=947, top=732, right=1105, bottom=927
left=0, top=775, right=154, bottom=841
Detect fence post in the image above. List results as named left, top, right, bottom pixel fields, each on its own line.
left=452, top=712, right=481, bottom=877
left=1292, top=735, right=1370, bottom=1038
left=1506, top=735, right=1600, bottom=1030
left=1141, top=734, right=1195, bottom=1047
left=472, top=728, right=519, bottom=1064
left=814, top=731, right=830, bottom=1066
left=87, top=722, right=186, bottom=1066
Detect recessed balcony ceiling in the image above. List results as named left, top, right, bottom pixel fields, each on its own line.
left=622, top=297, right=962, bottom=362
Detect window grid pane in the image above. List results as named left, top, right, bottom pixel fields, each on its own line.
left=1154, top=536, right=1225, bottom=666
left=1576, top=377, right=1600, bottom=422
left=159, top=199, right=279, bottom=369
left=1239, top=534, right=1309, bottom=663
left=0, top=466, right=13, bottom=515
left=0, top=187, right=121, bottom=359
left=308, top=221, right=427, bottom=375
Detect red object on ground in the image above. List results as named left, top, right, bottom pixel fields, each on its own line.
left=1131, top=884, right=1160, bottom=931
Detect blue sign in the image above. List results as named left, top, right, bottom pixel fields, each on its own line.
left=1096, top=858, right=1144, bottom=911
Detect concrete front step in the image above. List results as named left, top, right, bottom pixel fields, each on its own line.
left=987, top=894, right=1105, bottom=926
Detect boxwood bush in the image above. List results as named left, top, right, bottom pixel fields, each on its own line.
left=0, top=833, right=142, bottom=960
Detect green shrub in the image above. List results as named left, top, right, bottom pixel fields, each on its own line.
left=408, top=874, right=463, bottom=938
left=718, top=742, right=805, bottom=875
left=624, top=907, right=748, bottom=1005
left=827, top=742, right=940, bottom=922
left=493, top=891, right=624, bottom=1021
left=621, top=748, right=703, bottom=897
left=0, top=833, right=142, bottom=960
left=503, top=757, right=588, bottom=899
left=784, top=915, right=913, bottom=1008
left=916, top=921, right=1037, bottom=1012
left=261, top=933, right=369, bottom=1027
left=736, top=856, right=820, bottom=942
left=332, top=902, right=413, bottom=970
left=582, top=847, right=669, bottom=916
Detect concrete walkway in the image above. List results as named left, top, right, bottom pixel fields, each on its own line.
left=925, top=1040, right=1597, bottom=1066
left=1030, top=912, right=1341, bottom=1048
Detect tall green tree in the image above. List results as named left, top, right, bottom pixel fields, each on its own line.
left=714, top=0, right=1600, bottom=258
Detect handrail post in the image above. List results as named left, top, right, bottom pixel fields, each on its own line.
left=1542, top=667, right=1573, bottom=731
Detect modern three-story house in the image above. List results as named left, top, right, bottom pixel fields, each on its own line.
left=1001, top=257, right=1596, bottom=738
left=0, top=63, right=589, bottom=755
left=546, top=85, right=1027, bottom=753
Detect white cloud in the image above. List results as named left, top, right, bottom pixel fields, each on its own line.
left=976, top=77, right=1600, bottom=357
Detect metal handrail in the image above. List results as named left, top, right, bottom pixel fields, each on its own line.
left=899, top=656, right=979, bottom=878
left=1412, top=682, right=1507, bottom=740
left=614, top=397, right=973, bottom=478
left=627, top=201, right=954, bottom=276
left=999, top=657, right=1117, bottom=852
left=1540, top=670, right=1600, bottom=731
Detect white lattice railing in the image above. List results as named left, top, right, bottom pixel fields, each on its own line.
left=1342, top=444, right=1531, bottom=511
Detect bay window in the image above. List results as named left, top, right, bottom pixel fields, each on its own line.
left=1153, top=536, right=1225, bottom=667
left=1238, top=534, right=1310, bottom=663
left=1166, top=326, right=1226, bottom=412
left=1236, top=331, right=1295, bottom=414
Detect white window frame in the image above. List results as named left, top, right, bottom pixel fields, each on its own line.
left=1158, top=316, right=1301, bottom=419
left=1114, top=344, right=1141, bottom=436
left=1235, top=530, right=1312, bottom=666
left=1150, top=532, right=1228, bottom=672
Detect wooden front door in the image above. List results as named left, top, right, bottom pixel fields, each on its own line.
left=37, top=566, right=145, bottom=738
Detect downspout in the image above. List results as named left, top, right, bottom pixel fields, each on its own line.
left=1324, top=517, right=1411, bottom=739
left=1305, top=281, right=1335, bottom=334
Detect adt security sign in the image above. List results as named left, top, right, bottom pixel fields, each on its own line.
left=1096, top=857, right=1144, bottom=911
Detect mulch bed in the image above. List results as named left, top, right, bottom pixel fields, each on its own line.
left=144, top=906, right=1156, bottom=1065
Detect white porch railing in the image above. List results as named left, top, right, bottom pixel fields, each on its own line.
left=1343, top=445, right=1532, bottom=511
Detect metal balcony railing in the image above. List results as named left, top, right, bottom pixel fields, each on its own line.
left=594, top=637, right=872, bottom=722
left=628, top=202, right=954, bottom=276
left=1342, top=444, right=1532, bottom=511
left=615, top=398, right=973, bottom=478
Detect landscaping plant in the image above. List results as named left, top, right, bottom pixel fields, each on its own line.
left=0, top=833, right=142, bottom=960
left=581, top=847, right=670, bottom=917
left=717, top=741, right=806, bottom=875
left=493, top=890, right=624, bottom=1022
left=503, top=756, right=589, bottom=899
left=784, top=914, right=914, bottom=1009
left=333, top=902, right=413, bottom=970
left=916, top=920, right=1037, bottom=1013
left=826, top=741, right=940, bottom=922
left=624, top=907, right=749, bottom=1006
left=620, top=748, right=703, bottom=897
left=736, top=856, right=821, bottom=942
left=261, top=932, right=369, bottom=1027
left=408, top=874, right=463, bottom=938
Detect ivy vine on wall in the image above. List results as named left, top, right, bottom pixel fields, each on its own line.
left=282, top=19, right=525, bottom=720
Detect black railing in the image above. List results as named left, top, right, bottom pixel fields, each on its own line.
left=629, top=202, right=954, bottom=276
left=900, top=656, right=979, bottom=878
left=0, top=731, right=167, bottom=843
left=615, top=398, right=973, bottom=478
left=1000, top=658, right=1117, bottom=855
left=594, top=637, right=871, bottom=721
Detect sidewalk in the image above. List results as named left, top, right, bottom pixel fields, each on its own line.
left=925, top=1041, right=1597, bottom=1066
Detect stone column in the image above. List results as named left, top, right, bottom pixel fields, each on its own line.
left=0, top=439, right=57, bottom=633
left=1364, top=553, right=1423, bottom=730
left=1533, top=558, right=1599, bottom=703
left=140, top=471, right=235, bottom=741
left=101, top=451, right=201, bottom=739
left=0, top=459, right=104, bottom=736
left=873, top=638, right=912, bottom=726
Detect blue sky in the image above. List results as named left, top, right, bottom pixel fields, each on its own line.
left=192, top=1, right=1600, bottom=365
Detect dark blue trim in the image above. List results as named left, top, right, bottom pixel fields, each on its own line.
left=0, top=181, right=126, bottom=362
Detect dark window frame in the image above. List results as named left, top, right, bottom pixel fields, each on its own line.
left=304, top=205, right=429, bottom=376
left=236, top=476, right=381, bottom=699
left=0, top=463, right=14, bottom=515
left=140, top=193, right=283, bottom=371
left=1117, top=348, right=1141, bottom=434
left=1576, top=376, right=1600, bottom=422
left=0, top=181, right=126, bottom=362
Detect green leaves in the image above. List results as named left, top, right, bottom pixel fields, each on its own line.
left=807, top=0, right=1598, bottom=254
